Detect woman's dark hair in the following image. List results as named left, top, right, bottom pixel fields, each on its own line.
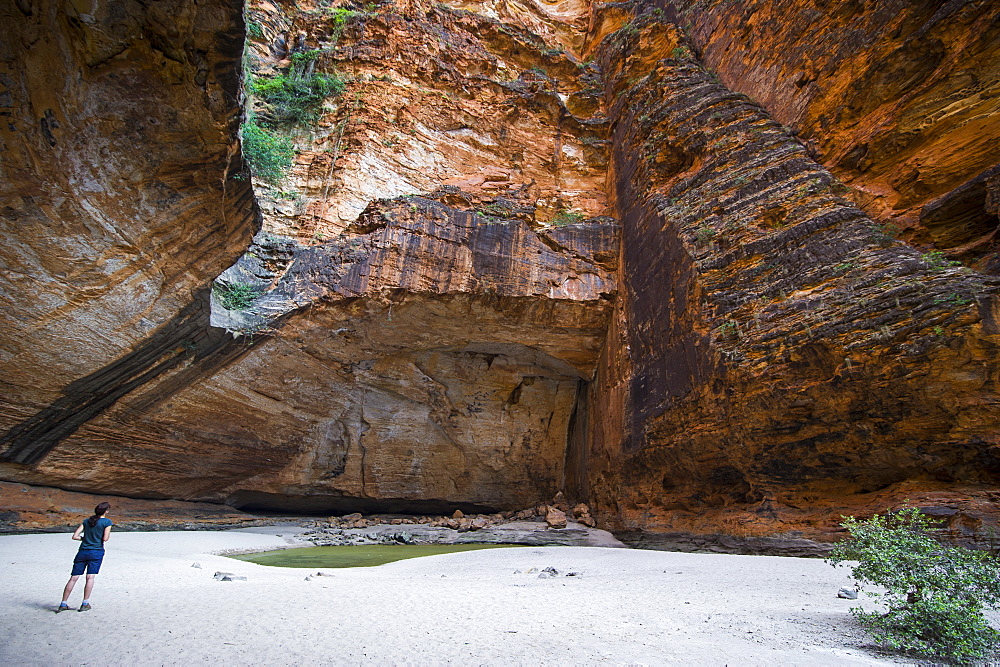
left=87, top=502, right=111, bottom=528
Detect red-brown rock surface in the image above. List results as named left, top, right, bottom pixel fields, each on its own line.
left=0, top=0, right=255, bottom=463
left=2, top=0, right=999, bottom=551
left=1, top=0, right=619, bottom=515
left=578, top=8, right=1000, bottom=549
left=660, top=0, right=1000, bottom=272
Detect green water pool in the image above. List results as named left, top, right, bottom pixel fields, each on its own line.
left=231, top=543, right=521, bottom=568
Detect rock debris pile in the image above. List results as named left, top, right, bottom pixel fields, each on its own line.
left=298, top=494, right=608, bottom=547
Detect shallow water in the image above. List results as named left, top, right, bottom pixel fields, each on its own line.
left=231, top=543, right=522, bottom=568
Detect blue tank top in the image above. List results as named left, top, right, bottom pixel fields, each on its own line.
left=79, top=517, right=113, bottom=550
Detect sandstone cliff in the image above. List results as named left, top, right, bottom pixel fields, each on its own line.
left=1, top=0, right=999, bottom=550
left=663, top=0, right=1000, bottom=272
left=0, top=1, right=255, bottom=463
left=582, top=6, right=1000, bottom=548
left=1, top=0, right=619, bottom=514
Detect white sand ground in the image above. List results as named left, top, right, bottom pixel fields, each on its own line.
left=0, top=526, right=903, bottom=665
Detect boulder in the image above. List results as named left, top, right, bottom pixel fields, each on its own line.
left=552, top=491, right=569, bottom=511
left=545, top=506, right=568, bottom=529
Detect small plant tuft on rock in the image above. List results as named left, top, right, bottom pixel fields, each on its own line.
left=921, top=250, right=961, bottom=271
left=827, top=506, right=1000, bottom=663
left=549, top=209, right=585, bottom=226
left=871, top=221, right=899, bottom=246
left=694, top=225, right=716, bottom=246
left=215, top=282, right=262, bottom=311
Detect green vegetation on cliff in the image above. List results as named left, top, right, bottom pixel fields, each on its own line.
left=215, top=281, right=262, bottom=311
left=251, top=50, right=345, bottom=125
left=240, top=117, right=294, bottom=184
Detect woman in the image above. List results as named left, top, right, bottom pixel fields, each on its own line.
left=56, top=501, right=113, bottom=612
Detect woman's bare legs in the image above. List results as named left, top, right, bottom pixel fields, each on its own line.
left=61, top=575, right=79, bottom=604
left=83, top=574, right=96, bottom=600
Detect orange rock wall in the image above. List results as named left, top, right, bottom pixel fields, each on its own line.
left=1, top=0, right=620, bottom=514
left=661, top=0, right=1000, bottom=271
left=0, top=1, right=256, bottom=462
left=580, top=6, right=1000, bottom=548
left=2, top=0, right=999, bottom=549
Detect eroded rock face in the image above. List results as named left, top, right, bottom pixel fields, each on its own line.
left=2, top=0, right=999, bottom=550
left=0, top=0, right=619, bottom=512
left=580, top=10, right=1000, bottom=546
left=659, top=0, right=1000, bottom=271
left=6, top=202, right=616, bottom=511
left=244, top=0, right=608, bottom=239
left=0, top=1, right=255, bottom=462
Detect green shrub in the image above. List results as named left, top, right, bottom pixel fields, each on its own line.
left=215, top=282, right=262, bottom=311
left=695, top=225, right=716, bottom=245
left=328, top=8, right=362, bottom=42
left=251, top=69, right=345, bottom=124
left=871, top=221, right=899, bottom=246
left=240, top=118, right=294, bottom=184
left=828, top=506, right=1000, bottom=663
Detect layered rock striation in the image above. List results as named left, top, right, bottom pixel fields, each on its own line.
left=659, top=0, right=1000, bottom=272
left=1, top=0, right=620, bottom=514
left=0, top=0, right=256, bottom=463
left=2, top=0, right=999, bottom=549
left=581, top=8, right=1000, bottom=546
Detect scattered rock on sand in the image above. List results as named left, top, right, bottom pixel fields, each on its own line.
left=191, top=562, right=201, bottom=568
left=545, top=506, right=567, bottom=529
left=837, top=587, right=858, bottom=599
left=213, top=571, right=247, bottom=582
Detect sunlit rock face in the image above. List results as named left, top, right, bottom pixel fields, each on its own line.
left=2, top=0, right=999, bottom=548
left=580, top=9, right=1000, bottom=549
left=0, top=1, right=254, bottom=463
left=662, top=0, right=1000, bottom=273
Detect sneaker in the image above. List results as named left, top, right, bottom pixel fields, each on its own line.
left=55, top=604, right=70, bottom=614
left=78, top=603, right=92, bottom=612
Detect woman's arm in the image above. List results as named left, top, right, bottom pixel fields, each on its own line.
left=103, top=525, right=112, bottom=543
left=72, top=524, right=83, bottom=541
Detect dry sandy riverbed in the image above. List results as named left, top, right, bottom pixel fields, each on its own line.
left=0, top=526, right=905, bottom=664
